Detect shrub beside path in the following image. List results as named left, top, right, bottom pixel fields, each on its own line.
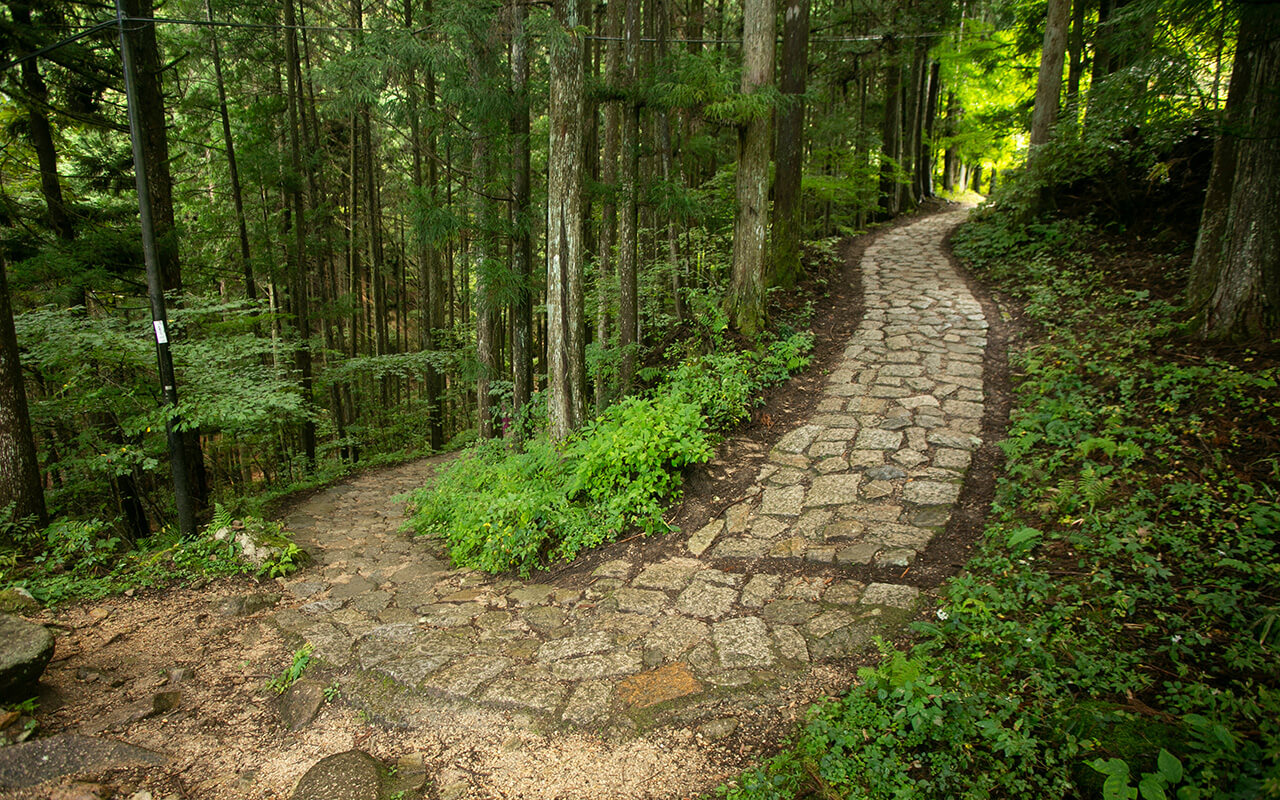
left=271, top=208, right=982, bottom=794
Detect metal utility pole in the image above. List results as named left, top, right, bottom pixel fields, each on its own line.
left=114, top=0, right=197, bottom=538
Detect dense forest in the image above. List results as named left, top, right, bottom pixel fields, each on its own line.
left=0, top=0, right=1074, bottom=537
left=3, top=0, right=1267, bottom=545
left=2, top=0, right=1279, bottom=794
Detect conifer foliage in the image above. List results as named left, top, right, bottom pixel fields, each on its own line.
left=0, top=0, right=1262, bottom=539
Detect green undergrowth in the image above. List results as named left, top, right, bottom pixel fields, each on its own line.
left=404, top=331, right=813, bottom=576
left=0, top=504, right=304, bottom=607
left=720, top=210, right=1279, bottom=799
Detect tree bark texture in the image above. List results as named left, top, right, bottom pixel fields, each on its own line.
left=547, top=0, right=588, bottom=440
left=283, top=0, right=317, bottom=466
left=0, top=261, right=47, bottom=531
left=917, top=59, right=941, bottom=199
left=771, top=0, right=810, bottom=291
left=510, top=0, right=534, bottom=436
left=725, top=0, right=776, bottom=337
left=617, top=0, right=640, bottom=392
left=1188, top=1, right=1280, bottom=341
left=206, top=0, right=255, bottom=301
left=596, top=0, right=623, bottom=413
left=1030, top=0, right=1071, bottom=148
left=11, top=0, right=74, bottom=245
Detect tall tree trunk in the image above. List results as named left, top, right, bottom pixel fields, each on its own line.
left=595, top=0, right=623, bottom=412
left=724, top=0, right=776, bottom=337
left=407, top=0, right=444, bottom=450
left=655, top=0, right=686, bottom=322
left=1188, top=1, right=1280, bottom=341
left=771, top=0, right=810, bottom=290
left=11, top=0, right=74, bottom=247
left=617, top=0, right=641, bottom=393
left=918, top=60, right=941, bottom=199
left=509, top=0, right=534, bottom=437
left=1030, top=0, right=1071, bottom=149
left=205, top=0, right=255, bottom=301
left=283, top=0, right=317, bottom=466
left=1064, top=0, right=1086, bottom=129
left=547, top=0, right=588, bottom=440
left=123, top=0, right=209, bottom=511
left=942, top=91, right=960, bottom=192
left=0, top=258, right=47, bottom=533
left=899, top=40, right=926, bottom=210
left=879, top=42, right=902, bottom=216
left=121, top=0, right=182, bottom=295
left=470, top=20, right=500, bottom=439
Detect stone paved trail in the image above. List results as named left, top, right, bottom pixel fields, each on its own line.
left=271, top=209, right=982, bottom=767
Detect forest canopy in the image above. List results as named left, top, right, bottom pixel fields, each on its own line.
left=0, top=0, right=1253, bottom=541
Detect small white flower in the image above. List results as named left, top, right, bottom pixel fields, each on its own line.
left=936, top=609, right=949, bottom=621
left=1171, top=634, right=1183, bottom=644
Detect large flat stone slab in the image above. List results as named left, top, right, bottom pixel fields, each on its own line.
left=0, top=734, right=166, bottom=789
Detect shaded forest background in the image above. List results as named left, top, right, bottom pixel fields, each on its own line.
left=0, top=0, right=1249, bottom=541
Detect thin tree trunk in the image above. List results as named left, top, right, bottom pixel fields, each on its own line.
left=879, top=42, right=902, bottom=216
left=205, top=0, right=255, bottom=301
left=122, top=0, right=182, bottom=295
left=654, top=0, right=685, bottom=322
left=942, top=91, right=959, bottom=192
left=918, top=60, right=941, bottom=198
left=509, top=0, right=534, bottom=438
left=283, top=0, right=317, bottom=466
left=470, top=19, right=500, bottom=439
left=596, top=0, right=623, bottom=413
left=1065, top=0, right=1086, bottom=129
left=617, top=0, right=641, bottom=393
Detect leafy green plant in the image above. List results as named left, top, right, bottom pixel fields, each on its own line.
left=407, top=332, right=813, bottom=576
left=259, top=542, right=305, bottom=579
left=265, top=644, right=314, bottom=695
left=1091, top=751, right=1186, bottom=800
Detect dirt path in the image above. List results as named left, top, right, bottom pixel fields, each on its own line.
left=8, top=209, right=988, bottom=800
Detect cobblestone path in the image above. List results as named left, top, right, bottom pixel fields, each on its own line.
left=271, top=209, right=983, bottom=739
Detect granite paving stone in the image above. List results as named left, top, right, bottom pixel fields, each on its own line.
left=267, top=208, right=985, bottom=739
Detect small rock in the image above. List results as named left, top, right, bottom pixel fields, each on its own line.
left=150, top=691, right=182, bottom=715
left=865, top=465, right=907, bottom=481
left=0, top=613, right=55, bottom=700
left=290, top=750, right=383, bottom=800
left=697, top=717, right=739, bottom=740
left=0, top=587, right=39, bottom=615
left=279, top=679, right=327, bottom=731
left=216, top=593, right=280, bottom=618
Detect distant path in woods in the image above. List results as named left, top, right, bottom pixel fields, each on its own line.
left=248, top=208, right=989, bottom=798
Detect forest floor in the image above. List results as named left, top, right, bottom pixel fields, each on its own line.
left=4, top=202, right=1015, bottom=800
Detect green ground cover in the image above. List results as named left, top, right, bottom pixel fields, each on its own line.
left=405, top=331, right=814, bottom=576
left=720, top=209, right=1279, bottom=799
